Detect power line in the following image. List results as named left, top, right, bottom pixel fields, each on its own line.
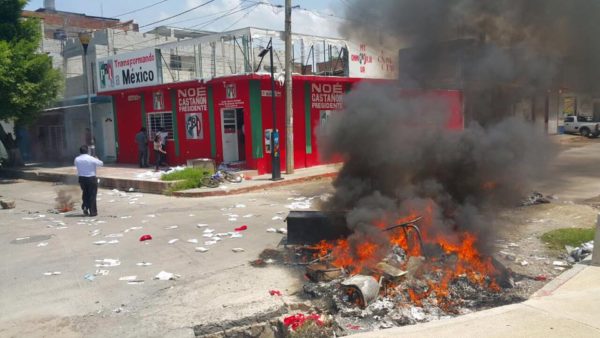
left=220, top=3, right=260, bottom=32
left=111, top=0, right=170, bottom=18
left=188, top=3, right=256, bottom=29
left=138, top=0, right=218, bottom=29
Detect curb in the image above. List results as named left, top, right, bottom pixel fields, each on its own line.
left=0, top=168, right=176, bottom=194
left=172, top=172, right=337, bottom=197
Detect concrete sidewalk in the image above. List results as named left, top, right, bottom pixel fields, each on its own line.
left=0, top=162, right=339, bottom=195
left=352, top=262, right=600, bottom=338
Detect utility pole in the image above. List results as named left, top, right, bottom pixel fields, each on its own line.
left=284, top=0, right=294, bottom=174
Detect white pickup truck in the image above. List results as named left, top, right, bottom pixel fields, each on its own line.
left=563, top=116, right=600, bottom=137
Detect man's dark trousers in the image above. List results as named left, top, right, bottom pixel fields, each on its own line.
left=138, top=147, right=148, bottom=167
left=79, top=176, right=98, bottom=215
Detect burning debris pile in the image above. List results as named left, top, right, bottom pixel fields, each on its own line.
left=290, top=211, right=525, bottom=334
left=54, top=186, right=78, bottom=213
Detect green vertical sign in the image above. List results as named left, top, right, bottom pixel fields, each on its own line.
left=207, top=85, right=217, bottom=158
left=170, top=90, right=180, bottom=157
left=249, top=80, right=264, bottom=159
left=305, top=81, right=312, bottom=154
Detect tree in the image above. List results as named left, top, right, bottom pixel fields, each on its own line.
left=0, top=0, right=62, bottom=166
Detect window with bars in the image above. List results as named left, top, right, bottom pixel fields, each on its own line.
left=147, top=112, right=174, bottom=141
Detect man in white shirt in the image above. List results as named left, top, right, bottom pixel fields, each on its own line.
left=74, top=145, right=103, bottom=216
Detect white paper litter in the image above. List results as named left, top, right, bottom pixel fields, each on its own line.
left=235, top=204, right=246, bottom=208
left=277, top=228, right=288, bottom=234
left=168, top=239, right=179, bottom=244
left=37, top=242, right=49, bottom=247
left=95, top=259, right=121, bottom=267
left=95, top=269, right=110, bottom=276
left=105, top=233, right=123, bottom=238
left=266, top=228, right=277, bottom=233
left=15, top=237, right=30, bottom=241
left=232, top=248, right=245, bottom=252
left=93, top=240, right=107, bottom=245
left=204, top=240, right=217, bottom=246
left=228, top=217, right=238, bottom=221
left=195, top=247, right=209, bottom=252
left=203, top=234, right=213, bottom=238
left=187, top=239, right=199, bottom=244
left=197, top=224, right=208, bottom=228
left=136, top=262, right=152, bottom=266
left=120, top=216, right=132, bottom=219
left=243, top=214, right=254, bottom=218
left=154, top=271, right=180, bottom=280
left=553, top=260, right=569, bottom=267
left=230, top=232, right=243, bottom=238
left=272, top=216, right=283, bottom=220
left=147, top=214, right=156, bottom=218
left=203, top=228, right=215, bottom=233
left=165, top=225, right=178, bottom=230
left=119, top=276, right=138, bottom=281
left=43, top=271, right=61, bottom=276
left=285, top=201, right=311, bottom=209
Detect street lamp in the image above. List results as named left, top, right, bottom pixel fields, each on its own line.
left=79, top=31, right=95, bottom=156
left=257, top=38, right=282, bottom=180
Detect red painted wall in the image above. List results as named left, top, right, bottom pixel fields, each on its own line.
left=114, top=93, right=142, bottom=164
left=107, top=75, right=464, bottom=174
left=174, top=85, right=212, bottom=161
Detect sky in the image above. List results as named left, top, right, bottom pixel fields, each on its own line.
left=24, top=0, right=347, bottom=38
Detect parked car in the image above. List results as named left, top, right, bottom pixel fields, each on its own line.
left=563, top=115, right=600, bottom=137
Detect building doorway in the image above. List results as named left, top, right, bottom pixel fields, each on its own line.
left=221, top=108, right=245, bottom=163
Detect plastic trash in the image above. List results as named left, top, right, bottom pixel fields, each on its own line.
left=243, top=214, right=254, bottom=218
left=234, top=225, right=248, bottom=232
left=187, top=239, right=199, bottom=244
left=272, top=216, right=284, bottom=220
left=235, top=204, right=246, bottom=208
left=232, top=248, right=245, bottom=253
left=266, top=228, right=277, bottom=233
left=139, top=234, right=152, bottom=241
left=197, top=224, right=208, bottom=228
left=195, top=247, right=208, bottom=252
left=136, top=262, right=152, bottom=266
left=277, top=228, right=288, bottom=234
left=204, top=240, right=217, bottom=245
left=203, top=228, right=215, bottom=233
left=203, top=234, right=213, bottom=238
left=84, top=273, right=96, bottom=281
left=95, top=269, right=109, bottom=276
left=168, top=239, right=179, bottom=244
left=269, top=290, right=282, bottom=296
left=154, top=271, right=180, bottom=280
left=37, top=242, right=49, bottom=247
left=165, top=225, right=178, bottom=230
left=230, top=232, right=243, bottom=238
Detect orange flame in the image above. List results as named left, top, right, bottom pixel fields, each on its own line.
left=314, top=201, right=499, bottom=306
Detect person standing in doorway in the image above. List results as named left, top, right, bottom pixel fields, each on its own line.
left=74, top=145, right=103, bottom=216
left=135, top=127, right=149, bottom=168
left=153, top=134, right=167, bottom=172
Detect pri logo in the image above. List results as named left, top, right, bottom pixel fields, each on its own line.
left=225, top=84, right=237, bottom=99
left=98, top=60, right=114, bottom=89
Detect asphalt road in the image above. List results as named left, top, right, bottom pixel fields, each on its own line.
left=0, top=179, right=332, bottom=337
left=2, top=135, right=600, bottom=338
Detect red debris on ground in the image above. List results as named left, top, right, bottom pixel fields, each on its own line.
left=346, top=324, right=361, bottom=330
left=534, top=274, right=548, bottom=281
left=234, top=225, right=248, bottom=232
left=139, top=234, right=153, bottom=241
left=283, top=313, right=323, bottom=331
left=269, top=290, right=282, bottom=296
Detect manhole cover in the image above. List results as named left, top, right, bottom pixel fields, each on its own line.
left=10, top=235, right=52, bottom=244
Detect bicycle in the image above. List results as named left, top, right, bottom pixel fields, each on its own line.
left=200, top=170, right=243, bottom=188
